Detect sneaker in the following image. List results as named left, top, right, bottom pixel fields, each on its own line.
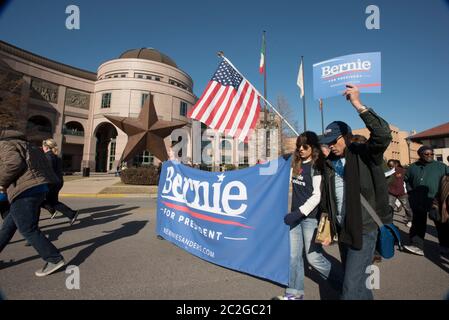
left=272, top=293, right=304, bottom=300
left=51, top=211, right=58, bottom=219
left=70, top=210, right=79, bottom=226
left=43, top=204, right=56, bottom=217
left=406, top=221, right=412, bottom=228
left=440, top=246, right=449, bottom=257
left=403, top=245, right=424, bottom=256
left=35, top=259, right=65, bottom=277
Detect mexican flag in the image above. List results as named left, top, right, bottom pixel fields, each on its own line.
left=259, top=33, right=265, bottom=74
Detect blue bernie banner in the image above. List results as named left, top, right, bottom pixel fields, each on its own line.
left=156, top=156, right=291, bottom=285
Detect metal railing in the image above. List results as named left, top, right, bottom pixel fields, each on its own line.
left=63, top=128, right=84, bottom=136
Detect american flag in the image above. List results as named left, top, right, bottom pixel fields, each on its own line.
left=188, top=60, right=261, bottom=142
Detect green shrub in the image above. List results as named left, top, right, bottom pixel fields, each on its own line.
left=120, top=166, right=160, bottom=185
left=223, top=164, right=237, bottom=171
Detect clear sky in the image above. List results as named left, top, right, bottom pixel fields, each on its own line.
left=1, top=0, right=448, bottom=135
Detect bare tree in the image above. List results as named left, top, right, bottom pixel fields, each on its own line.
left=0, top=62, right=25, bottom=130
left=276, top=95, right=299, bottom=153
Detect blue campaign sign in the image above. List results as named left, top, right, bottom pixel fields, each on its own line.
left=313, top=52, right=381, bottom=100
left=156, top=157, right=291, bottom=285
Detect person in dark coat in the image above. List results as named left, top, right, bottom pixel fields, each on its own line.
left=319, top=84, right=393, bottom=300
left=387, top=159, right=413, bottom=227
left=403, top=146, right=449, bottom=256
left=41, top=139, right=79, bottom=225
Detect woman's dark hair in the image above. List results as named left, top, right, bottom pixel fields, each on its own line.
left=292, top=131, right=325, bottom=175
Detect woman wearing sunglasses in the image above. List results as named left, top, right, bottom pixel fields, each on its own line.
left=274, top=131, right=341, bottom=300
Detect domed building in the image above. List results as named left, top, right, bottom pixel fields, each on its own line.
left=91, top=47, right=195, bottom=172
left=0, top=41, right=196, bottom=172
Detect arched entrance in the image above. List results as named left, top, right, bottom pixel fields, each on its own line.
left=94, top=122, right=118, bottom=172
left=62, top=121, right=85, bottom=173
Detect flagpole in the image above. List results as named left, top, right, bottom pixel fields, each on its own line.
left=218, top=52, right=299, bottom=137
left=301, top=56, right=307, bottom=131
left=262, top=31, right=268, bottom=158
left=319, top=98, right=324, bottom=135
left=263, top=31, right=267, bottom=125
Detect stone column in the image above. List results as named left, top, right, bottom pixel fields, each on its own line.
left=20, top=75, right=31, bottom=124
left=54, top=86, right=66, bottom=154
left=82, top=93, right=96, bottom=171
left=114, top=133, right=128, bottom=168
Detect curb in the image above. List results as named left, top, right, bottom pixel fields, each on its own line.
left=59, top=193, right=157, bottom=199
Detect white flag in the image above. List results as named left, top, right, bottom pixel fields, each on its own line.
left=297, top=61, right=304, bottom=99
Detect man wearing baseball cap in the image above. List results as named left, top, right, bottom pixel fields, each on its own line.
left=319, top=84, right=392, bottom=300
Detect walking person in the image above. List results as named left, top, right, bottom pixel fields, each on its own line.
left=319, top=84, right=393, bottom=300
left=0, top=117, right=65, bottom=276
left=275, top=131, right=341, bottom=300
left=41, top=139, right=79, bottom=225
left=403, top=146, right=449, bottom=256
left=387, top=159, right=413, bottom=227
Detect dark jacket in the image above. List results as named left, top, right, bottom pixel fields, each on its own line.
left=388, top=166, right=407, bottom=197
left=45, top=151, right=64, bottom=185
left=429, top=175, right=449, bottom=224
left=0, top=129, right=58, bottom=202
left=405, top=160, right=449, bottom=211
left=320, top=108, right=393, bottom=250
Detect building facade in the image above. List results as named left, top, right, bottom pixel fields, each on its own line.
left=0, top=41, right=280, bottom=173
left=353, top=124, right=421, bottom=165
left=409, top=121, right=449, bottom=165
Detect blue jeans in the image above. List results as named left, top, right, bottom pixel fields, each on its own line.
left=339, top=229, right=378, bottom=300
left=0, top=192, right=63, bottom=264
left=287, top=217, right=333, bottom=296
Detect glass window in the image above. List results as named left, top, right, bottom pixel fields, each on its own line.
left=431, top=138, right=445, bottom=149
left=101, top=93, right=111, bottom=108
left=141, top=93, right=149, bottom=107
left=134, top=150, right=154, bottom=165
left=221, top=139, right=232, bottom=164
left=108, top=139, right=116, bottom=171
left=266, top=130, right=271, bottom=157
left=180, top=101, right=188, bottom=116
left=238, top=142, right=249, bottom=164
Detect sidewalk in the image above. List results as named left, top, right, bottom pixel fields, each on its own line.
left=60, top=176, right=158, bottom=198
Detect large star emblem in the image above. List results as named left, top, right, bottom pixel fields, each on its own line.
left=104, top=94, right=187, bottom=162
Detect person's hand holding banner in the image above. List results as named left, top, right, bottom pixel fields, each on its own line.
left=342, top=84, right=367, bottom=113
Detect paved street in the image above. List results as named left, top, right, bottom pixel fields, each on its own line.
left=0, top=197, right=448, bottom=300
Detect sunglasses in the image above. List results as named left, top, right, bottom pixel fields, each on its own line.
left=328, top=135, right=343, bottom=146
left=298, top=144, right=310, bottom=150
left=422, top=152, right=434, bottom=156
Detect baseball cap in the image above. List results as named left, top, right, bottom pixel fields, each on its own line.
left=319, top=121, right=352, bottom=145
